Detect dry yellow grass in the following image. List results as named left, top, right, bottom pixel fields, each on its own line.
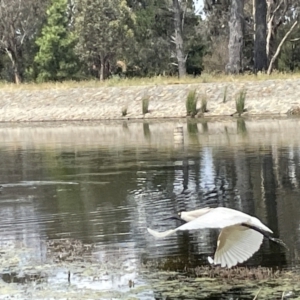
left=1, top=72, right=300, bottom=91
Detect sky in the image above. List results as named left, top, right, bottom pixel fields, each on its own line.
left=194, top=0, right=204, bottom=13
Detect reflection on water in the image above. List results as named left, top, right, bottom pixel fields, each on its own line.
left=237, top=118, right=247, bottom=136
left=0, top=118, right=299, bottom=298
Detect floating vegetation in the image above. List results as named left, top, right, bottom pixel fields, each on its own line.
left=142, top=95, right=150, bottom=115
left=0, top=243, right=148, bottom=299
left=186, top=89, right=198, bottom=117
left=235, top=89, right=247, bottom=116
left=46, top=238, right=94, bottom=262
left=142, top=257, right=300, bottom=300
left=0, top=241, right=298, bottom=300
left=1, top=271, right=47, bottom=284
left=190, top=265, right=282, bottom=280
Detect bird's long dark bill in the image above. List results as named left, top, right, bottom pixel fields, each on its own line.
left=242, top=223, right=289, bottom=250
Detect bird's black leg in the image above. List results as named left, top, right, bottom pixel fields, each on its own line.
left=241, top=223, right=289, bottom=250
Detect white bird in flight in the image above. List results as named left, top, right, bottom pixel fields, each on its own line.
left=147, top=207, right=287, bottom=268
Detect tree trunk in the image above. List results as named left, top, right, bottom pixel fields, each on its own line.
left=266, top=0, right=284, bottom=62
left=267, top=20, right=298, bottom=75
left=254, top=0, right=267, bottom=72
left=99, top=57, right=105, bottom=81
left=173, top=0, right=186, bottom=78
left=5, top=48, right=21, bottom=84
left=226, top=0, right=244, bottom=74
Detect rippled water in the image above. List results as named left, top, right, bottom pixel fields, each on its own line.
left=0, top=118, right=299, bottom=299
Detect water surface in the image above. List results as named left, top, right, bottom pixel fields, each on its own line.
left=0, top=118, right=299, bottom=299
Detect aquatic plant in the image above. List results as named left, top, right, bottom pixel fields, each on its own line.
left=143, top=261, right=300, bottom=300
left=235, top=89, right=247, bottom=116
left=142, top=96, right=150, bottom=115
left=186, top=89, right=198, bottom=117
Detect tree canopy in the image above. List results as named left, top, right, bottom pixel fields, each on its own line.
left=34, top=0, right=79, bottom=82
left=0, top=0, right=299, bottom=83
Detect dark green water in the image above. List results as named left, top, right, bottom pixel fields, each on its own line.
left=0, top=118, right=299, bottom=299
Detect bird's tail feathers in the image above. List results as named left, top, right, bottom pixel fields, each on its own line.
left=147, top=228, right=176, bottom=239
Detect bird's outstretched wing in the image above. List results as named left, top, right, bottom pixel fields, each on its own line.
left=213, top=225, right=263, bottom=268
left=176, top=207, right=251, bottom=231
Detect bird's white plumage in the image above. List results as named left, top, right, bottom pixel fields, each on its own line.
left=180, top=207, right=211, bottom=222
left=177, top=207, right=272, bottom=233
left=147, top=228, right=176, bottom=238
left=147, top=207, right=272, bottom=268
left=213, top=225, right=264, bottom=268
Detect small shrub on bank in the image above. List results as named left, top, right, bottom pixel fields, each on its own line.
left=186, top=89, right=198, bottom=117
left=122, top=106, right=128, bottom=117
left=223, top=86, right=228, bottom=103
left=142, top=96, right=150, bottom=114
left=235, top=89, right=247, bottom=116
left=200, top=95, right=208, bottom=113
left=287, top=106, right=300, bottom=115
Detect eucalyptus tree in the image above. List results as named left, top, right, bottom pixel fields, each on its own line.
left=172, top=0, right=186, bottom=77
left=126, top=0, right=203, bottom=77
left=254, top=0, right=267, bottom=72
left=201, top=0, right=230, bottom=72
left=124, top=0, right=173, bottom=76
left=34, top=0, right=79, bottom=82
left=266, top=0, right=300, bottom=73
left=75, top=0, right=135, bottom=80
left=0, top=0, right=49, bottom=83
left=226, top=0, right=244, bottom=74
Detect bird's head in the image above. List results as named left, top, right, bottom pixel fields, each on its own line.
left=162, top=212, right=187, bottom=224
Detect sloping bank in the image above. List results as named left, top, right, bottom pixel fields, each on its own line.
left=0, top=79, right=300, bottom=122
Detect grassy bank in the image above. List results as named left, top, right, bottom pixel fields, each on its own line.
left=1, top=72, right=300, bottom=91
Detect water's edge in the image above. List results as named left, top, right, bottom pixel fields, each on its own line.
left=1, top=79, right=300, bottom=121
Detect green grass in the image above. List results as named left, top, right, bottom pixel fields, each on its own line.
left=1, top=72, right=300, bottom=91
left=186, top=89, right=198, bottom=117
left=142, top=96, right=150, bottom=114
left=235, top=89, right=247, bottom=116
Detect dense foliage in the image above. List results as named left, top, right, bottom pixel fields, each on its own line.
left=34, top=0, right=79, bottom=82
left=0, top=0, right=299, bottom=83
